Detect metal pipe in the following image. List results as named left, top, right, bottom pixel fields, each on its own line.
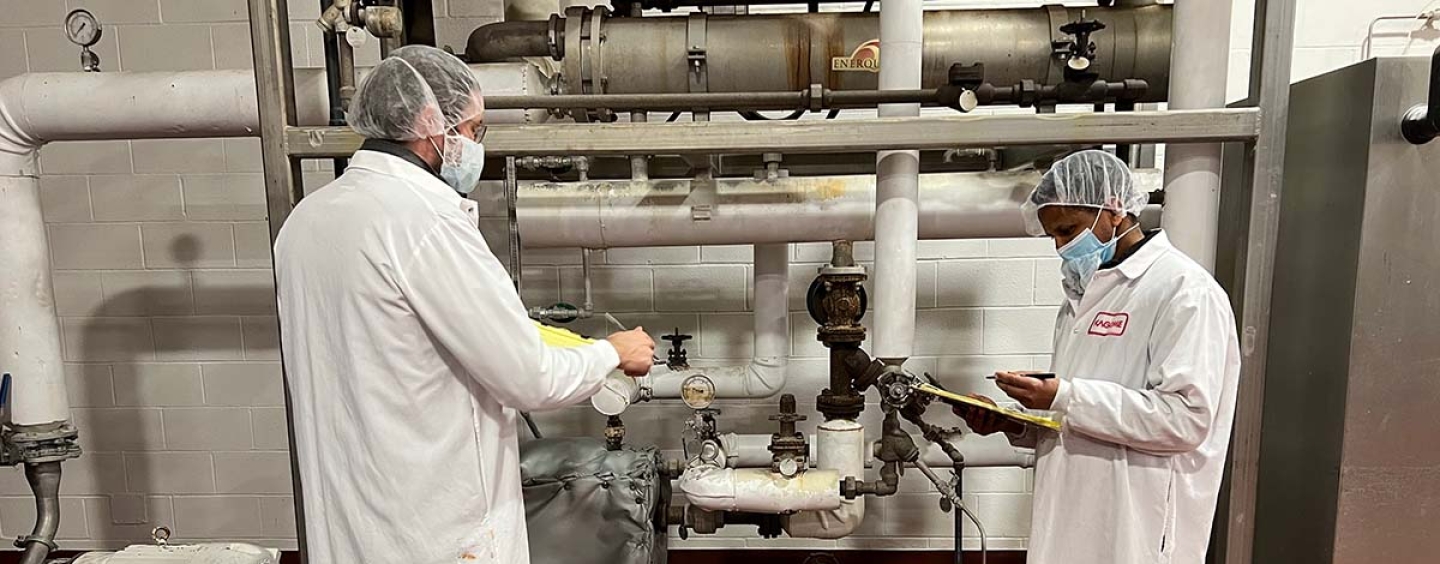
left=336, top=33, right=358, bottom=116
left=467, top=20, right=554, bottom=62
left=1160, top=0, right=1231, bottom=271
left=784, top=419, right=866, bottom=539
left=469, top=6, right=1173, bottom=100
left=17, top=462, right=62, bottom=564
left=871, top=0, right=922, bottom=363
left=517, top=170, right=1165, bottom=248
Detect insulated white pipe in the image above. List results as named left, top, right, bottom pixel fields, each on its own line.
left=872, top=0, right=924, bottom=362
left=0, top=175, right=68, bottom=426
left=1159, top=0, right=1232, bottom=271
left=677, top=466, right=842, bottom=513
left=641, top=243, right=789, bottom=400
left=0, top=70, right=323, bottom=427
left=0, top=64, right=537, bottom=426
left=784, top=419, right=866, bottom=539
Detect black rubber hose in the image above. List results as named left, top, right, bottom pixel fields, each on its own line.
left=466, top=21, right=554, bottom=62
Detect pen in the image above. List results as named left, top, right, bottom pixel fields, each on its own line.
left=986, top=372, right=1056, bottom=380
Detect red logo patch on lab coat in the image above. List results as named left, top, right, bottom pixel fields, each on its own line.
left=1088, top=312, right=1130, bottom=337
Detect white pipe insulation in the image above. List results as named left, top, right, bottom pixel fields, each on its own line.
left=645, top=243, right=789, bottom=399
left=784, top=419, right=867, bottom=539
left=0, top=64, right=540, bottom=426
left=872, top=0, right=924, bottom=362
left=677, top=466, right=843, bottom=513
left=519, top=171, right=1164, bottom=249
left=1159, top=0, right=1232, bottom=271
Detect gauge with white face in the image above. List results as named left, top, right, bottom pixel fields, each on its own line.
left=680, top=374, right=716, bottom=410
left=65, top=9, right=102, bottom=47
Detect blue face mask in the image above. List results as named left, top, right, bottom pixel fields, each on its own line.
left=1057, top=212, right=1138, bottom=299
left=431, top=132, right=485, bottom=194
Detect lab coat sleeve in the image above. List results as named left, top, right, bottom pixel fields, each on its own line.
left=396, top=216, right=619, bottom=412
left=1053, top=288, right=1231, bottom=455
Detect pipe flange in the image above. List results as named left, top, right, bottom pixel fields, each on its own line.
left=546, top=13, right=564, bottom=60
left=817, top=391, right=866, bottom=420
left=14, top=535, right=58, bottom=552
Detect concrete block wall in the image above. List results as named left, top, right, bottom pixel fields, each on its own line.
left=3, top=0, right=1436, bottom=553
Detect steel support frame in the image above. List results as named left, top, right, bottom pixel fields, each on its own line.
left=246, top=0, right=1295, bottom=561
left=246, top=0, right=308, bottom=562
left=285, top=109, right=1262, bottom=158
left=1214, top=0, right=1297, bottom=563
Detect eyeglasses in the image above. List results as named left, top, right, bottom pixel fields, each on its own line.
left=474, top=124, right=487, bottom=143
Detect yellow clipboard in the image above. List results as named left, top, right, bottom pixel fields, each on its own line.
left=914, top=383, right=1063, bottom=431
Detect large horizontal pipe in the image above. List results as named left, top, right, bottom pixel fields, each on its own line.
left=483, top=89, right=939, bottom=111
left=517, top=170, right=1163, bottom=248
left=468, top=5, right=1172, bottom=102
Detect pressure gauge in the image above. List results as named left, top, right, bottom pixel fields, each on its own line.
left=680, top=374, right=716, bottom=410
left=65, top=10, right=102, bottom=48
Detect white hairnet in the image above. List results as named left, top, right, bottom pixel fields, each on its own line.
left=347, top=45, right=483, bottom=141
left=1021, top=150, right=1146, bottom=236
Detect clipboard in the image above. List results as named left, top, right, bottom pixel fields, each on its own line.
left=913, top=382, right=1063, bottom=431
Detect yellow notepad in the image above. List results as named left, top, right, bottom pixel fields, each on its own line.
left=534, top=321, right=595, bottom=348
left=914, top=383, right=1063, bottom=431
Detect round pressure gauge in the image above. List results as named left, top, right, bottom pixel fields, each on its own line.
left=680, top=374, right=716, bottom=410
left=64, top=9, right=102, bottom=48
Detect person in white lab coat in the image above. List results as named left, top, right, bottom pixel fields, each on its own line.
left=957, top=150, right=1241, bottom=564
left=273, top=45, right=656, bottom=564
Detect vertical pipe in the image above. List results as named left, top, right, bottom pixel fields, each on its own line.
left=753, top=244, right=789, bottom=363
left=16, top=462, right=61, bottom=564
left=872, top=0, right=922, bottom=362
left=630, top=111, right=649, bottom=181
left=1159, top=0, right=1232, bottom=271
left=0, top=172, right=72, bottom=426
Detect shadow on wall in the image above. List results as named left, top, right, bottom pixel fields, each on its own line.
left=9, top=230, right=290, bottom=546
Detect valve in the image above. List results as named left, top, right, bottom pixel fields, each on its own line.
left=663, top=329, right=692, bottom=369
left=1055, top=16, right=1107, bottom=77
left=768, top=394, right=809, bottom=477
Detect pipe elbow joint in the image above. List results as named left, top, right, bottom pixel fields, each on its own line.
left=744, top=357, right=788, bottom=398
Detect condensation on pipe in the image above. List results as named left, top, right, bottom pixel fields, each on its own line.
left=785, top=419, right=867, bottom=539
left=677, top=466, right=842, bottom=513
left=872, top=0, right=923, bottom=362
left=1159, top=0, right=1232, bottom=271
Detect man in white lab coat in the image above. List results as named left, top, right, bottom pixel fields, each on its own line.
left=958, top=150, right=1241, bottom=564
left=273, top=46, right=656, bottom=564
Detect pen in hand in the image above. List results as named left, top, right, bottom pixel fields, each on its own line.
left=986, top=372, right=1056, bottom=380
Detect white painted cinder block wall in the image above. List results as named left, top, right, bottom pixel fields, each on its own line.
left=2, top=0, right=1436, bottom=552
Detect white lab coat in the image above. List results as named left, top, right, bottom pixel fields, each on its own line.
left=274, top=150, right=619, bottom=564
left=1016, top=231, right=1241, bottom=564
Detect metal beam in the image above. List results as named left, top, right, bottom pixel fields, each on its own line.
left=1221, top=0, right=1298, bottom=562
left=285, top=109, right=1261, bottom=158
left=247, top=0, right=308, bottom=562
